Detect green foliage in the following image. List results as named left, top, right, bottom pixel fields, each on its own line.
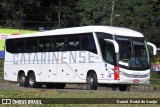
left=114, top=0, right=160, bottom=39
left=77, top=0, right=111, bottom=25
left=0, top=0, right=159, bottom=41
left=0, top=59, right=3, bottom=78
left=152, top=58, right=160, bottom=64
left=0, top=0, right=40, bottom=28
left=50, top=0, right=78, bottom=28
left=77, top=0, right=160, bottom=41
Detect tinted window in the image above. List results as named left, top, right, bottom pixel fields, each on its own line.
left=38, top=39, right=51, bottom=52
left=97, top=32, right=113, bottom=51
left=51, top=39, right=57, bottom=52
left=6, top=39, right=15, bottom=53
left=6, top=33, right=98, bottom=54
left=81, top=33, right=97, bottom=54
left=6, top=39, right=26, bottom=53
left=26, top=38, right=38, bottom=53
left=101, top=42, right=116, bottom=64
left=96, top=32, right=115, bottom=64
left=16, top=39, right=26, bottom=53
left=54, top=37, right=65, bottom=51
left=67, top=36, right=80, bottom=51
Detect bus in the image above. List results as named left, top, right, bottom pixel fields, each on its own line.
left=4, top=26, right=157, bottom=91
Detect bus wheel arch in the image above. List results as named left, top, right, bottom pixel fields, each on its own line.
left=18, top=70, right=28, bottom=87
left=86, top=70, right=98, bottom=90
left=27, top=70, right=34, bottom=78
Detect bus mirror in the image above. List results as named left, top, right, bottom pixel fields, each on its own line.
left=104, top=39, right=119, bottom=53
left=147, top=42, right=157, bottom=55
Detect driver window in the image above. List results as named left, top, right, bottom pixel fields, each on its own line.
left=103, top=42, right=115, bottom=64
left=118, top=41, right=131, bottom=60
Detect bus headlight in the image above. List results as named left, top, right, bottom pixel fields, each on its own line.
left=119, top=71, right=125, bottom=75
left=145, top=73, right=150, bottom=77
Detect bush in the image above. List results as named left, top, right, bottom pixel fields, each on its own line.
left=0, top=59, right=3, bottom=78
left=151, top=58, right=160, bottom=64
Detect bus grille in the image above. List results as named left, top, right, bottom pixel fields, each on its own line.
left=123, top=73, right=148, bottom=78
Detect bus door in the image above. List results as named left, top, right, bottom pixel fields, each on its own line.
left=104, top=39, right=119, bottom=81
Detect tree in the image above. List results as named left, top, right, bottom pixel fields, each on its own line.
left=0, top=0, right=159, bottom=42
left=113, top=0, right=160, bottom=40
left=77, top=0, right=112, bottom=25
left=50, top=0, right=78, bottom=29
left=77, top=0, right=160, bottom=41
left=0, top=0, right=40, bottom=28
left=114, top=0, right=154, bottom=38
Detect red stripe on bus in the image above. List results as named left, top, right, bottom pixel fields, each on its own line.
left=114, top=66, right=120, bottom=80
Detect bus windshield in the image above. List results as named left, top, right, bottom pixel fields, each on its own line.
left=116, top=36, right=150, bottom=70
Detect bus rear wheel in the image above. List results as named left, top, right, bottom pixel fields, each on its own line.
left=28, top=73, right=40, bottom=88
left=88, top=72, right=98, bottom=90
left=18, top=72, right=28, bottom=87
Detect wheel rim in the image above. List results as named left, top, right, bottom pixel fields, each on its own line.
left=20, top=76, right=25, bottom=83
left=90, top=76, right=93, bottom=84
left=19, top=75, right=25, bottom=86
left=88, top=73, right=98, bottom=90
left=29, top=76, right=35, bottom=86
left=89, top=73, right=94, bottom=83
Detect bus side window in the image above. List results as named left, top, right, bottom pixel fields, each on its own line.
left=81, top=36, right=89, bottom=50
left=51, top=39, right=57, bottom=52
left=12, top=39, right=26, bottom=53
left=105, top=42, right=115, bottom=64
left=55, top=37, right=65, bottom=51
left=88, top=34, right=97, bottom=54
left=67, top=36, right=80, bottom=51
left=6, top=39, right=14, bottom=53
left=81, top=33, right=97, bottom=54
left=38, top=39, right=51, bottom=52
left=26, top=39, right=38, bottom=53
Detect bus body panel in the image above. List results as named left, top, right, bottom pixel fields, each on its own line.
left=3, top=26, right=153, bottom=87
left=4, top=50, right=103, bottom=83
left=4, top=64, right=17, bottom=82
left=116, top=68, right=150, bottom=84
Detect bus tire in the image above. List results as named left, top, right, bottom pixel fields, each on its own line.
left=89, top=72, right=98, bottom=90
left=119, top=85, right=128, bottom=91
left=28, top=72, right=39, bottom=88
left=18, top=72, right=28, bottom=87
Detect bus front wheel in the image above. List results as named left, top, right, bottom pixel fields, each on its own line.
left=88, top=72, right=98, bottom=90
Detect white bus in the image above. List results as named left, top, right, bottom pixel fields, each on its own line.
left=4, top=26, right=157, bottom=91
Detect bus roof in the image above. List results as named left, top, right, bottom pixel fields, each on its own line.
left=7, top=26, right=144, bottom=39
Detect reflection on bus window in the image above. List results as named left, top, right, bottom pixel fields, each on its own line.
left=116, top=36, right=150, bottom=70
left=67, top=37, right=80, bottom=51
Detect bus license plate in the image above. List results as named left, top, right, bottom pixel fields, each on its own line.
left=133, top=79, right=139, bottom=83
